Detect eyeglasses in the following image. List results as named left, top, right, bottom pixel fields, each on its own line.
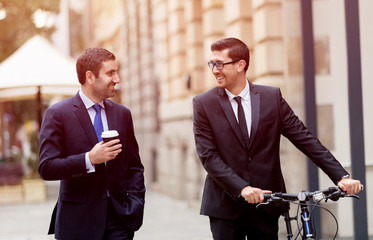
left=207, top=60, right=239, bottom=70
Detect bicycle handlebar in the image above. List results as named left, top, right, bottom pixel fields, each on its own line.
left=258, top=186, right=359, bottom=208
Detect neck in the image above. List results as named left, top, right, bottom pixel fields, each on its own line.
left=81, top=86, right=102, bottom=104
left=228, top=77, right=247, bottom=95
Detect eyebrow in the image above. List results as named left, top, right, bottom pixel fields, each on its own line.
left=105, top=69, right=117, bottom=75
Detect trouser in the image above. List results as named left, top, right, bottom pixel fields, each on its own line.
left=209, top=205, right=279, bottom=240
left=103, top=200, right=135, bottom=240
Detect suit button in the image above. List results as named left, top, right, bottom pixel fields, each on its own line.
left=248, top=157, right=252, bottom=162
left=102, top=194, right=107, bottom=199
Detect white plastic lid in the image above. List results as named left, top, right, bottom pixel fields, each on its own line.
left=101, top=130, right=119, bottom=138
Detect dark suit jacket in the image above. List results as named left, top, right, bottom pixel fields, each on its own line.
left=193, top=82, right=348, bottom=220
left=39, top=93, right=145, bottom=240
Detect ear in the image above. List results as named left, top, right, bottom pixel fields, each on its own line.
left=86, top=71, right=95, bottom=84
left=237, top=60, right=246, bottom=73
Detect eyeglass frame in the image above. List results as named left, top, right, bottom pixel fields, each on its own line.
left=207, top=60, right=240, bottom=70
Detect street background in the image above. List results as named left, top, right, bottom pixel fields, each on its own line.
left=0, top=190, right=211, bottom=240
left=0, top=0, right=372, bottom=238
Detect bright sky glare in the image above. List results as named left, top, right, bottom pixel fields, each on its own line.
left=0, top=9, right=6, bottom=20
left=33, top=9, right=55, bottom=28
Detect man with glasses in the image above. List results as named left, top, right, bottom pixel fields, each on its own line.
left=192, top=37, right=362, bottom=239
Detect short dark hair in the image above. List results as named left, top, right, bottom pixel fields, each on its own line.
left=76, top=47, right=116, bottom=84
left=211, top=37, right=250, bottom=72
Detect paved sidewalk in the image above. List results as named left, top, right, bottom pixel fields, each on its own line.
left=0, top=190, right=211, bottom=240
left=1, top=190, right=371, bottom=240
left=136, top=191, right=211, bottom=240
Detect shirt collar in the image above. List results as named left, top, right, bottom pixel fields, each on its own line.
left=79, top=89, right=105, bottom=109
left=225, top=79, right=250, bottom=101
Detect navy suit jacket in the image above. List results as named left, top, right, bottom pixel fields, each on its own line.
left=193, top=82, right=348, bottom=220
left=39, top=93, right=145, bottom=240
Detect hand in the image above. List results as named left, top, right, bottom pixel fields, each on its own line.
left=337, top=177, right=363, bottom=195
left=89, top=139, right=122, bottom=165
left=241, top=186, right=272, bottom=204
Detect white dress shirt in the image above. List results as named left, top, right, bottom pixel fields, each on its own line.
left=225, top=80, right=252, bottom=137
left=79, top=90, right=109, bottom=173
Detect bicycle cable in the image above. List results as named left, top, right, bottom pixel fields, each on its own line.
left=259, top=187, right=359, bottom=239
left=309, top=202, right=319, bottom=238
left=287, top=200, right=339, bottom=240
left=288, top=201, right=302, bottom=240
left=310, top=203, right=339, bottom=240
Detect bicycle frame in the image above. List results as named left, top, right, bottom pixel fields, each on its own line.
left=260, top=187, right=360, bottom=240
left=283, top=211, right=293, bottom=240
left=283, top=201, right=315, bottom=240
left=300, top=201, right=314, bottom=239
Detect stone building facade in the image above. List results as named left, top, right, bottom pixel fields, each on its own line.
left=69, top=0, right=372, bottom=237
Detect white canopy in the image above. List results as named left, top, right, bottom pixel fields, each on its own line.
left=0, top=35, right=79, bottom=101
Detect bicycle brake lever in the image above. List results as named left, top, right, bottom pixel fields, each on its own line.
left=345, top=194, right=360, bottom=200
left=327, top=190, right=360, bottom=201
left=328, top=192, right=342, bottom=201
left=256, top=200, right=271, bottom=209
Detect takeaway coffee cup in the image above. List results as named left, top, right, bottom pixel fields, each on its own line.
left=101, top=130, right=119, bottom=143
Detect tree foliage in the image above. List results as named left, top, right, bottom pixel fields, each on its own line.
left=0, top=0, right=60, bottom=62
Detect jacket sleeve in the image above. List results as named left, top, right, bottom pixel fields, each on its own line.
left=111, top=110, right=145, bottom=231
left=277, top=89, right=349, bottom=184
left=38, top=106, right=87, bottom=180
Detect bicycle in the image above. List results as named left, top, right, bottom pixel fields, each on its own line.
left=256, top=186, right=360, bottom=240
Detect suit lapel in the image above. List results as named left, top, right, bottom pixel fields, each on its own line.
left=103, top=99, right=117, bottom=168
left=73, top=94, right=98, bottom=147
left=248, top=83, right=260, bottom=150
left=104, top=99, right=117, bottom=131
left=217, top=88, right=248, bottom=150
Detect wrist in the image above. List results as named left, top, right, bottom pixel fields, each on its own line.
left=88, top=151, right=95, bottom=165
left=239, top=185, right=250, bottom=197
left=338, top=174, right=350, bottom=182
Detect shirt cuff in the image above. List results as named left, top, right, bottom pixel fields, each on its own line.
left=338, top=174, right=350, bottom=182
left=85, top=152, right=96, bottom=173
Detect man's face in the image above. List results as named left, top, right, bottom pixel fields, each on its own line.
left=91, top=60, right=120, bottom=101
left=209, top=49, right=239, bottom=91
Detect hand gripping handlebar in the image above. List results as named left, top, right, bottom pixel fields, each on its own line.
left=257, top=186, right=359, bottom=208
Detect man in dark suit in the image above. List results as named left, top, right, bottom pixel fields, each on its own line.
left=39, top=48, right=145, bottom=240
left=193, top=37, right=362, bottom=240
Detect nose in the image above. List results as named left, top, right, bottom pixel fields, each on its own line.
left=113, top=73, right=120, bottom=84
left=212, top=66, right=220, bottom=74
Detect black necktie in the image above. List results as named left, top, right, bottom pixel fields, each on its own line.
left=234, top=96, right=249, bottom=146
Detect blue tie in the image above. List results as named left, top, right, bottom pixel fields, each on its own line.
left=93, top=104, right=104, bottom=142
